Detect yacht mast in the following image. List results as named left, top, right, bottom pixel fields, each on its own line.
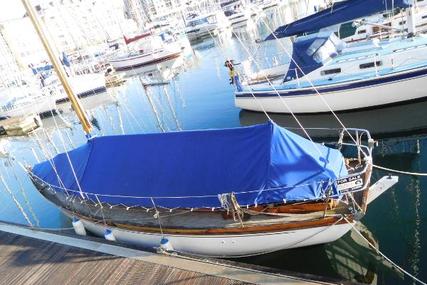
left=21, top=0, right=92, bottom=135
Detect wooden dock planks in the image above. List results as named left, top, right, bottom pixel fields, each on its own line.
left=0, top=230, right=248, bottom=285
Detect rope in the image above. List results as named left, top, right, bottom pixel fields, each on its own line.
left=0, top=175, right=33, bottom=227
left=28, top=226, right=74, bottom=231
left=26, top=164, right=341, bottom=201
left=258, top=17, right=370, bottom=158
left=343, top=217, right=427, bottom=285
left=373, top=164, right=427, bottom=176
left=232, top=29, right=321, bottom=155
left=140, top=78, right=166, bottom=132
left=44, top=107, right=86, bottom=199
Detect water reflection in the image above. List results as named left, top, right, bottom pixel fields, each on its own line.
left=236, top=223, right=403, bottom=284
left=0, top=3, right=425, bottom=284
left=239, top=100, right=427, bottom=139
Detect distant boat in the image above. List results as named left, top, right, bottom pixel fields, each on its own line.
left=337, top=0, right=427, bottom=43
left=51, top=74, right=107, bottom=104
left=32, top=61, right=107, bottom=104
left=221, top=0, right=255, bottom=29
left=109, top=31, right=184, bottom=80
left=0, top=85, right=55, bottom=118
left=184, top=11, right=232, bottom=42
left=234, top=0, right=427, bottom=113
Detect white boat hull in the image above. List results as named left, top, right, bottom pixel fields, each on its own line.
left=109, top=48, right=182, bottom=73
left=186, top=24, right=218, bottom=41
left=77, top=217, right=353, bottom=257
left=236, top=67, right=427, bottom=113
left=1, top=96, right=56, bottom=118
left=123, top=56, right=184, bottom=80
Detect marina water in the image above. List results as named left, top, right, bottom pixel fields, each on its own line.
left=0, top=5, right=426, bottom=285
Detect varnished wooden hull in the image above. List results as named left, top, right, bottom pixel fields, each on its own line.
left=30, top=150, right=382, bottom=257
left=71, top=210, right=355, bottom=257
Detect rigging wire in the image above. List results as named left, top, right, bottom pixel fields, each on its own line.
left=0, top=174, right=33, bottom=227
left=231, top=28, right=323, bottom=155
left=373, top=164, right=427, bottom=176
left=4, top=157, right=40, bottom=226
left=256, top=16, right=370, bottom=158
left=343, top=216, right=427, bottom=285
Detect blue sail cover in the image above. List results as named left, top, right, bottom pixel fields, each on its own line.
left=284, top=33, right=345, bottom=82
left=32, top=123, right=348, bottom=208
left=265, top=0, right=411, bottom=40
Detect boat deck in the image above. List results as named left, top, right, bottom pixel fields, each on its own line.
left=0, top=222, right=336, bottom=285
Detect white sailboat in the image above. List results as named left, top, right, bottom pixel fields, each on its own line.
left=338, top=0, right=427, bottom=43
left=109, top=31, right=184, bottom=80
left=0, top=85, right=55, bottom=118
left=184, top=11, right=232, bottom=42
left=234, top=0, right=427, bottom=113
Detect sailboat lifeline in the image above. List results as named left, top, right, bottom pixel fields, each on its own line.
left=23, top=0, right=397, bottom=257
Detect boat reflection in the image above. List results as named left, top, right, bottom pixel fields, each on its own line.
left=239, top=100, right=427, bottom=139
left=235, top=223, right=403, bottom=284
left=40, top=90, right=119, bottom=132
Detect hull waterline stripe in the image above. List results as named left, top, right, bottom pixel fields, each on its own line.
left=236, top=66, right=427, bottom=98
left=113, top=53, right=181, bottom=71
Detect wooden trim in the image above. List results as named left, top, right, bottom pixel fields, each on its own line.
left=360, top=163, right=373, bottom=213
left=70, top=209, right=354, bottom=236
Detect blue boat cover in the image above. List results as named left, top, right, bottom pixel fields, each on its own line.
left=283, top=33, right=345, bottom=82
left=32, top=122, right=348, bottom=208
left=265, top=0, right=411, bottom=40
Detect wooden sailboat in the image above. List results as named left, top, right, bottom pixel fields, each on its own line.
left=23, top=0, right=398, bottom=257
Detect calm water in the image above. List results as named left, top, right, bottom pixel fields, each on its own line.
left=1, top=6, right=426, bottom=285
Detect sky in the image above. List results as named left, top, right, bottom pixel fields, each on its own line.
left=0, top=0, right=43, bottom=22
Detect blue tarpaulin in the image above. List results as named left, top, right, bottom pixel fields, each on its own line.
left=283, top=33, right=345, bottom=81
left=32, top=122, right=348, bottom=208
left=265, top=0, right=411, bottom=40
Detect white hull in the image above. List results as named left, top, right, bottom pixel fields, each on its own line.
left=123, top=56, right=184, bottom=79
left=186, top=24, right=219, bottom=41
left=52, top=74, right=107, bottom=103
left=76, top=216, right=353, bottom=257
left=0, top=86, right=56, bottom=118
left=1, top=96, right=56, bottom=118
left=109, top=47, right=182, bottom=73
left=56, top=91, right=117, bottom=113
left=236, top=68, right=427, bottom=113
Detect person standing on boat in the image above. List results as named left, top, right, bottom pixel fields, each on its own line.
left=224, top=59, right=243, bottom=92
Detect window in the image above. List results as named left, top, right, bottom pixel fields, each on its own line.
left=359, top=61, right=382, bottom=69
left=357, top=29, right=367, bottom=34
left=321, top=68, right=341, bottom=75
left=338, top=22, right=357, bottom=38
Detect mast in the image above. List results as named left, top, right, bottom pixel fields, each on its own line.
left=406, top=3, right=416, bottom=35
left=21, top=0, right=92, bottom=135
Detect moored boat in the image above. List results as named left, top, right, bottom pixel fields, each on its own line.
left=28, top=122, right=396, bottom=257
left=22, top=0, right=397, bottom=258
left=0, top=85, right=56, bottom=118
left=184, top=11, right=232, bottom=42
left=233, top=0, right=427, bottom=113
left=109, top=38, right=182, bottom=72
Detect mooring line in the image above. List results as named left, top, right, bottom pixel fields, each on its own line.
left=373, top=164, right=427, bottom=176
left=344, top=217, right=427, bottom=285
